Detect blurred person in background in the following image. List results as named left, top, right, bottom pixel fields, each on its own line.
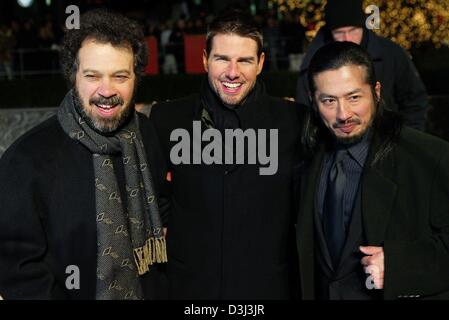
left=296, top=0, right=429, bottom=130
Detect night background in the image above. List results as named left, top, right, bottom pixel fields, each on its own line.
left=0, top=0, right=448, bottom=155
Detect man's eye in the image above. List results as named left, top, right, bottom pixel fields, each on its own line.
left=349, top=96, right=360, bottom=101
left=115, top=75, right=128, bottom=79
left=322, top=98, right=335, bottom=105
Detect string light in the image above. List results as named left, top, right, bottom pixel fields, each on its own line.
left=269, top=0, right=449, bottom=49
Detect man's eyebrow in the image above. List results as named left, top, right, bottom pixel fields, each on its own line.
left=81, top=69, right=131, bottom=75
left=82, top=69, right=101, bottom=74
left=318, top=93, right=337, bottom=99
left=112, top=70, right=131, bottom=75
left=345, top=89, right=363, bottom=96
left=238, top=56, right=255, bottom=62
left=212, top=54, right=229, bottom=60
left=317, top=89, right=363, bottom=99
left=212, top=55, right=255, bottom=62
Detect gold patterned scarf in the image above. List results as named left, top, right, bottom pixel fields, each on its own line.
left=57, top=90, right=167, bottom=299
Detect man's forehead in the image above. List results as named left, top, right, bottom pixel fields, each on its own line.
left=210, top=33, right=258, bottom=56
left=77, top=40, right=134, bottom=72
left=332, top=26, right=361, bottom=32
left=316, top=65, right=368, bottom=83
left=314, top=66, right=370, bottom=95
left=78, top=39, right=133, bottom=58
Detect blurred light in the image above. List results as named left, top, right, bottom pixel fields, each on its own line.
left=46, top=0, right=51, bottom=6
left=270, top=0, right=449, bottom=49
left=17, top=0, right=33, bottom=8
left=250, top=4, right=256, bottom=16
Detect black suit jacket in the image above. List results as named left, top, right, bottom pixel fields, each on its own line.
left=0, top=113, right=168, bottom=299
left=296, top=126, right=449, bottom=299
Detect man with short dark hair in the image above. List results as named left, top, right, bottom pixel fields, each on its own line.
left=0, top=10, right=168, bottom=300
left=296, top=41, right=449, bottom=300
left=150, top=9, right=301, bottom=299
left=296, top=0, right=429, bottom=130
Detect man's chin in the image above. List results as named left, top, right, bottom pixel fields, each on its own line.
left=85, top=104, right=134, bottom=134
left=92, top=117, right=121, bottom=133
left=334, top=129, right=366, bottom=145
left=336, top=135, right=363, bottom=145
left=220, top=95, right=241, bottom=106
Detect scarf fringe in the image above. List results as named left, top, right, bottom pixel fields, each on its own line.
left=133, top=236, right=168, bottom=275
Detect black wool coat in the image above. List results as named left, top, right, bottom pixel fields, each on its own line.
left=0, top=113, right=168, bottom=299
left=296, top=124, right=449, bottom=299
left=150, top=92, right=302, bottom=299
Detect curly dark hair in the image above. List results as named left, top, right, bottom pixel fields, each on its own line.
left=60, top=9, right=148, bottom=85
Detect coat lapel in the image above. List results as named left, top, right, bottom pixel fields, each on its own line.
left=296, top=145, right=325, bottom=299
left=313, top=199, right=335, bottom=275
left=338, top=190, right=363, bottom=276
left=361, top=134, right=398, bottom=245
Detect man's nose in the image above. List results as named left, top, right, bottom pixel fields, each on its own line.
left=226, top=61, right=240, bottom=79
left=341, top=33, right=350, bottom=42
left=337, top=102, right=352, bottom=121
left=97, top=79, right=116, bottom=98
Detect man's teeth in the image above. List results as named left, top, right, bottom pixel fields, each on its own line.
left=222, top=82, right=242, bottom=88
left=96, top=104, right=116, bottom=109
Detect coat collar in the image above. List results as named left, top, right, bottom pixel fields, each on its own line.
left=195, top=80, right=272, bottom=131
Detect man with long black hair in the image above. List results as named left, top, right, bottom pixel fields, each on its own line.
left=297, top=41, right=449, bottom=300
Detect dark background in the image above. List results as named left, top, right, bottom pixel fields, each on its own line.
left=0, top=0, right=448, bottom=141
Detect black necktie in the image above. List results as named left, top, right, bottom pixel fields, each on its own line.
left=323, top=149, right=347, bottom=269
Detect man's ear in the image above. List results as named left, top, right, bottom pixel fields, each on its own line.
left=375, top=81, right=381, bottom=101
left=202, top=49, right=209, bottom=72
left=257, top=52, right=265, bottom=75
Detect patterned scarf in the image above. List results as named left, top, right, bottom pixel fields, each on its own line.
left=57, top=91, right=167, bottom=299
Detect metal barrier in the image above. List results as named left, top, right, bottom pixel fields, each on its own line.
left=0, top=48, right=61, bottom=79
left=0, top=107, right=56, bottom=157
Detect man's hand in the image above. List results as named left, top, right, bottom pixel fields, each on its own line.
left=360, top=246, right=384, bottom=289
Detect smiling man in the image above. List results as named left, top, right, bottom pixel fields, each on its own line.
left=150, top=9, right=302, bottom=299
left=297, top=41, right=449, bottom=300
left=0, top=10, right=168, bottom=300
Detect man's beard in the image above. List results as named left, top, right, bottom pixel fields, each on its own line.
left=332, top=118, right=374, bottom=145
left=333, top=118, right=366, bottom=145
left=73, top=88, right=134, bottom=134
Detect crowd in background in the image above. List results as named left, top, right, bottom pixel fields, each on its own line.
left=0, top=9, right=308, bottom=79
